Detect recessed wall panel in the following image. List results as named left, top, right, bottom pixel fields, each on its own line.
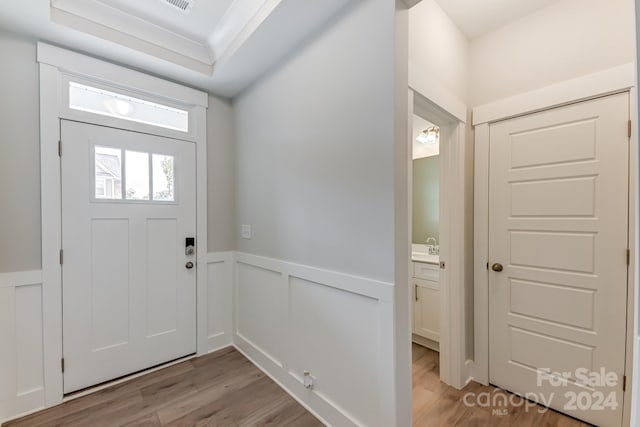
left=288, top=276, right=380, bottom=427
left=15, top=284, right=44, bottom=394
left=146, top=219, right=178, bottom=337
left=91, top=219, right=130, bottom=350
left=236, top=263, right=285, bottom=365
left=0, top=287, right=16, bottom=401
left=510, top=120, right=596, bottom=169
left=207, top=261, right=226, bottom=339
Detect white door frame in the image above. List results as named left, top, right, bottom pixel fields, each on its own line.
left=472, top=63, right=637, bottom=426
left=37, top=42, right=209, bottom=408
left=408, top=87, right=472, bottom=389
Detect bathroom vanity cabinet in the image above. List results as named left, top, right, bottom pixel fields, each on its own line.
left=412, top=260, right=440, bottom=351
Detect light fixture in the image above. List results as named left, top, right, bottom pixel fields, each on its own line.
left=103, top=98, right=133, bottom=116
left=416, top=126, right=439, bottom=144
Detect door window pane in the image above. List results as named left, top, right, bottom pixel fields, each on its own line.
left=93, top=146, right=177, bottom=203
left=95, top=179, right=106, bottom=197
left=152, top=154, right=175, bottom=201
left=95, top=146, right=122, bottom=199
left=125, top=151, right=150, bottom=200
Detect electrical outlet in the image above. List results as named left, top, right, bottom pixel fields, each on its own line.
left=241, top=224, right=251, bottom=239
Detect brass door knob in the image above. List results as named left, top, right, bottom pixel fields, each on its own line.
left=186, top=261, right=194, bottom=269
left=491, top=263, right=503, bottom=272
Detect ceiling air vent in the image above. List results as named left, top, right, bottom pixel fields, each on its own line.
left=161, top=0, right=195, bottom=14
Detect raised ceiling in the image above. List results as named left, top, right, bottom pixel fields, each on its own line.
left=434, top=0, right=562, bottom=39
left=95, top=0, right=231, bottom=43
left=0, top=0, right=565, bottom=97
left=0, top=0, right=357, bottom=97
left=49, top=0, right=285, bottom=75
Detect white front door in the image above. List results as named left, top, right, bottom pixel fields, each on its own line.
left=61, top=120, right=197, bottom=393
left=489, top=93, right=629, bottom=427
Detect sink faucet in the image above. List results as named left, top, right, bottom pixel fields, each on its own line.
left=426, top=237, right=439, bottom=255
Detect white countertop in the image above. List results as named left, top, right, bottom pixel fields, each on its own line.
left=411, top=244, right=439, bottom=264
left=412, top=252, right=439, bottom=264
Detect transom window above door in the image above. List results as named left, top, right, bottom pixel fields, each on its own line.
left=94, top=145, right=175, bottom=202
left=69, top=81, right=189, bottom=133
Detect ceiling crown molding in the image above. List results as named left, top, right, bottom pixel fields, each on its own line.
left=49, top=0, right=285, bottom=76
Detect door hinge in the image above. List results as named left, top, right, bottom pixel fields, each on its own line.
left=61, top=358, right=65, bottom=373
left=59, top=249, right=63, bottom=265
left=58, top=140, right=62, bottom=157
left=415, top=284, right=419, bottom=302
left=626, top=249, right=630, bottom=266
left=628, top=120, right=632, bottom=138
left=623, top=375, right=626, bottom=391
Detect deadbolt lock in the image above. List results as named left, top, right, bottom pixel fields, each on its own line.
left=185, top=237, right=195, bottom=256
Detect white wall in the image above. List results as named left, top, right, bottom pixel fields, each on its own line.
left=233, top=0, right=399, bottom=425
left=408, top=0, right=469, bottom=105
left=234, top=1, right=396, bottom=283
left=0, top=33, right=41, bottom=273
left=469, top=0, right=635, bottom=106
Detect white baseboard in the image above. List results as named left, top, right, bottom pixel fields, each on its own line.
left=412, top=334, right=439, bottom=352
left=232, top=341, right=335, bottom=427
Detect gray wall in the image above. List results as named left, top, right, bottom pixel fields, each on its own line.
left=0, top=34, right=41, bottom=273
left=412, top=156, right=438, bottom=244
left=234, top=0, right=396, bottom=282
left=206, top=96, right=236, bottom=252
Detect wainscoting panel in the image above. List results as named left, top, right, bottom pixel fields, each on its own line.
left=235, top=259, right=287, bottom=368
left=0, top=271, right=45, bottom=423
left=204, top=252, right=234, bottom=353
left=2, top=256, right=396, bottom=426
left=233, top=252, right=395, bottom=427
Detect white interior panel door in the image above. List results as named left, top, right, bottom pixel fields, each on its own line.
left=489, top=93, right=629, bottom=427
left=61, top=120, right=197, bottom=393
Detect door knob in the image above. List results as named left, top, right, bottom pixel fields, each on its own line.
left=185, top=261, right=194, bottom=269
left=491, top=263, right=504, bottom=272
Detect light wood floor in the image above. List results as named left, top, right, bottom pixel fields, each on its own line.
left=412, top=343, right=594, bottom=427
left=3, top=347, right=322, bottom=427
left=4, top=344, right=597, bottom=427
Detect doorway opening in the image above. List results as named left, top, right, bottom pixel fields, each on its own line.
left=410, top=113, right=441, bottom=352
left=409, top=89, right=471, bottom=422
